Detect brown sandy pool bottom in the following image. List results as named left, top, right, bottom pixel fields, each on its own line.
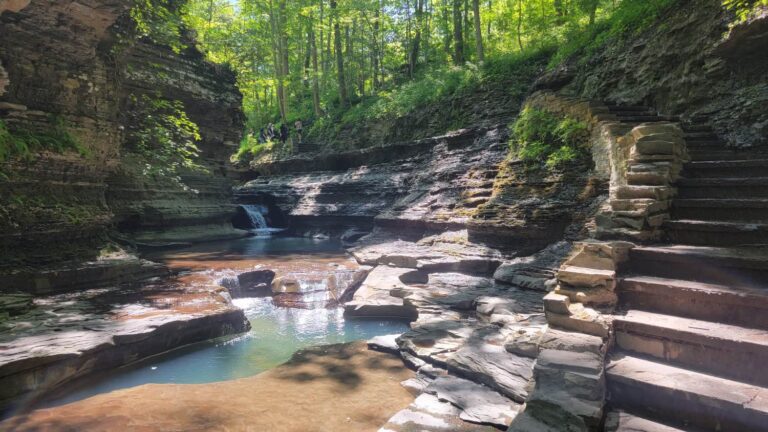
left=1, top=341, right=415, bottom=432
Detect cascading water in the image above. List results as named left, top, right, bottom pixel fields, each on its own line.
left=242, top=204, right=269, bottom=229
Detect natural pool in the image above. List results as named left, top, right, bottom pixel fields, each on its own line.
left=42, top=236, right=410, bottom=408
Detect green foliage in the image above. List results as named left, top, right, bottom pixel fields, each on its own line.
left=510, top=107, right=588, bottom=169
left=549, top=0, right=678, bottom=68
left=232, top=134, right=283, bottom=163
left=723, top=0, right=768, bottom=25
left=177, top=0, right=685, bottom=158
left=0, top=117, right=87, bottom=167
left=130, top=0, right=187, bottom=53
left=124, top=94, right=205, bottom=187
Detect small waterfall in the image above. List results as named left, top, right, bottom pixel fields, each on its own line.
left=242, top=204, right=269, bottom=229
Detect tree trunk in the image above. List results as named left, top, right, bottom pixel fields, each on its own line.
left=269, top=0, right=287, bottom=122
left=516, top=0, right=524, bottom=51
left=372, top=1, right=380, bottom=90
left=452, top=0, right=464, bottom=64
left=331, top=0, right=348, bottom=107
left=310, top=21, right=322, bottom=116
left=472, top=0, right=483, bottom=62
left=442, top=0, right=452, bottom=57
left=409, top=0, right=424, bottom=77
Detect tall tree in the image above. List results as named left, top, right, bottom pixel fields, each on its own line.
left=472, top=0, right=483, bottom=62
left=309, top=15, right=322, bottom=115
left=452, top=0, right=464, bottom=64
left=408, top=0, right=424, bottom=76
left=331, top=0, right=348, bottom=106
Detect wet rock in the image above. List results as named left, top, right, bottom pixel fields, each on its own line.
left=240, top=128, right=506, bottom=235
left=273, top=267, right=370, bottom=309
left=341, top=227, right=370, bottom=245
left=0, top=293, right=33, bottom=317
left=222, top=269, right=275, bottom=298
left=0, top=280, right=249, bottom=411
left=368, top=334, right=401, bottom=355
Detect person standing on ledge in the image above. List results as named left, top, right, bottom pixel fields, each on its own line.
left=279, top=123, right=289, bottom=144
left=294, top=119, right=303, bottom=145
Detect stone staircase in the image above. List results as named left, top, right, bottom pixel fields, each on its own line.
left=605, top=121, right=768, bottom=431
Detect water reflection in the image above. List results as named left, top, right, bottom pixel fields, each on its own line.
left=42, top=237, right=409, bottom=408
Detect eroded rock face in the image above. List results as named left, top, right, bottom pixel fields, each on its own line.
left=0, top=1, right=245, bottom=281
left=565, top=0, right=768, bottom=148
left=237, top=128, right=507, bottom=237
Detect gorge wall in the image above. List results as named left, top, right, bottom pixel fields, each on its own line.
left=552, top=0, right=768, bottom=149
left=0, top=0, right=245, bottom=290
left=239, top=126, right=603, bottom=255
left=0, top=1, right=250, bottom=410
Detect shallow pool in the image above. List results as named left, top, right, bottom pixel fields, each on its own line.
left=43, top=236, right=410, bottom=408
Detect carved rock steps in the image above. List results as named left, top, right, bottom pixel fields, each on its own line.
left=604, top=410, right=690, bottom=432
left=675, top=177, right=768, bottom=199
left=606, top=354, right=768, bottom=432
left=619, top=275, right=768, bottom=329
left=627, top=245, right=768, bottom=287
left=664, top=219, right=768, bottom=247
left=672, top=198, right=768, bottom=223
left=613, top=309, right=768, bottom=387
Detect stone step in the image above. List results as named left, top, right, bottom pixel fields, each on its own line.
left=676, top=177, right=768, bottom=199
left=664, top=219, right=768, bottom=246
left=683, top=140, right=722, bottom=149
left=604, top=410, right=691, bottom=432
left=681, top=124, right=713, bottom=133
left=619, top=276, right=768, bottom=329
left=683, top=131, right=718, bottom=140
left=682, top=159, right=768, bottom=178
left=629, top=245, right=768, bottom=288
left=613, top=310, right=768, bottom=385
left=672, top=198, right=768, bottom=222
left=607, top=354, right=768, bottom=432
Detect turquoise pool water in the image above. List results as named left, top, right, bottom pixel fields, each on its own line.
left=43, top=237, right=409, bottom=407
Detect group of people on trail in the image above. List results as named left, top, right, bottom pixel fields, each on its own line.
left=257, top=120, right=303, bottom=145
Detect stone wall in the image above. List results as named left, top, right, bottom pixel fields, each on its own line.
left=0, top=1, right=245, bottom=282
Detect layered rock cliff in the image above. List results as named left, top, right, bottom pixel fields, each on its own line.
left=0, top=0, right=249, bottom=411
left=0, top=0, right=246, bottom=289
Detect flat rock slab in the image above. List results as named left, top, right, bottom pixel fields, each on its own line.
left=351, top=230, right=508, bottom=275
left=0, top=276, right=248, bottom=410
left=345, top=266, right=419, bottom=319
left=380, top=393, right=497, bottom=432
left=3, top=342, right=415, bottom=432
left=426, top=376, right=520, bottom=427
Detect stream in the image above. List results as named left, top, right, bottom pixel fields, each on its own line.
left=42, top=235, right=409, bottom=408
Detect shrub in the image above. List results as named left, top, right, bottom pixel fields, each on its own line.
left=0, top=117, right=87, bottom=168
left=510, top=107, right=589, bottom=169
left=124, top=94, right=205, bottom=188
